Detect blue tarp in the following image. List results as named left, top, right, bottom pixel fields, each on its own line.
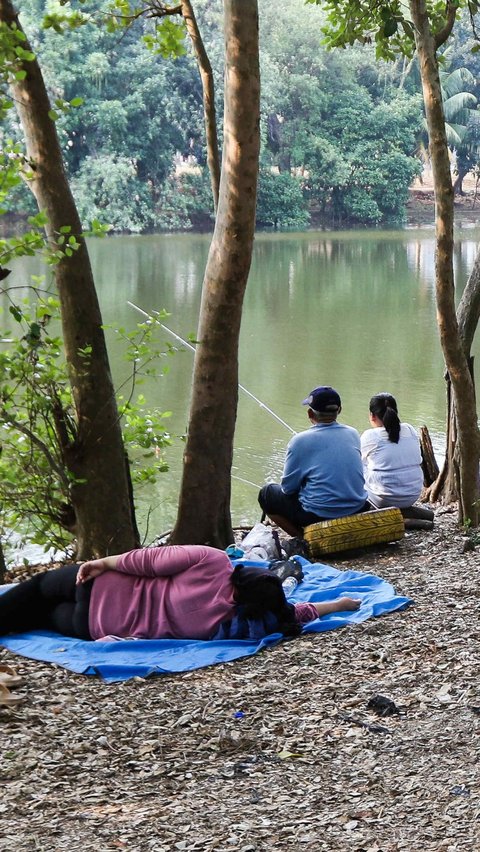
left=0, top=558, right=412, bottom=682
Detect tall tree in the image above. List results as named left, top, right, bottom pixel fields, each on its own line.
left=409, top=0, right=479, bottom=525
left=0, top=0, right=140, bottom=555
left=426, top=249, right=480, bottom=504
left=312, top=0, right=480, bottom=526
left=170, top=0, right=260, bottom=545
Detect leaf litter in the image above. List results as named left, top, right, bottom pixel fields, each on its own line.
left=1, top=507, right=479, bottom=851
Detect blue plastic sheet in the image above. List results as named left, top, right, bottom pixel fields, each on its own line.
left=0, top=558, right=412, bottom=682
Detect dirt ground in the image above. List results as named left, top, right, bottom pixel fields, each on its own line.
left=408, top=171, right=480, bottom=226
left=1, top=507, right=479, bottom=852
left=407, top=188, right=480, bottom=227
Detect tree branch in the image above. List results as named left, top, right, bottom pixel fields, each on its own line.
left=0, top=411, right=71, bottom=488
left=434, top=1, right=459, bottom=49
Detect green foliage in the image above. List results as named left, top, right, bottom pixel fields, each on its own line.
left=5, top=0, right=428, bottom=232
left=48, top=94, right=84, bottom=123
left=0, top=19, right=36, bottom=79
left=256, top=170, right=310, bottom=229
left=332, top=145, right=421, bottom=225
left=0, top=294, right=175, bottom=550
left=307, top=0, right=469, bottom=60
left=260, top=9, right=423, bottom=226
left=10, top=0, right=477, bottom=233
left=0, top=138, right=30, bottom=214
left=42, top=7, right=90, bottom=34
left=154, top=169, right=214, bottom=231
left=71, top=154, right=156, bottom=233
left=0, top=294, right=78, bottom=549
left=142, top=19, right=187, bottom=59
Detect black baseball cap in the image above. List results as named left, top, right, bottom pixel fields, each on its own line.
left=302, top=386, right=341, bottom=413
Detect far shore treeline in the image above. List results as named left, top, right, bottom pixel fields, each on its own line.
left=5, top=0, right=480, bottom=235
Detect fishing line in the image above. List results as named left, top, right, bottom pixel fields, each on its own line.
left=127, top=300, right=297, bottom=435
left=232, top=474, right=262, bottom=489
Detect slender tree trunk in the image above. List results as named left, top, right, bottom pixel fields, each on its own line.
left=180, top=0, right=220, bottom=210
left=426, top=248, right=480, bottom=503
left=170, top=0, right=260, bottom=546
left=453, top=166, right=468, bottom=196
left=153, top=1, right=220, bottom=209
left=409, top=0, right=480, bottom=525
left=1, top=1, right=139, bottom=556
left=0, top=539, right=6, bottom=583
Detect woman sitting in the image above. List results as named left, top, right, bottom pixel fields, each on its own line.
left=0, top=545, right=360, bottom=642
left=361, top=392, right=424, bottom=509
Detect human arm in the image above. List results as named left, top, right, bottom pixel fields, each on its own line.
left=294, top=597, right=361, bottom=625
left=360, top=429, right=377, bottom=465
left=76, top=555, right=121, bottom=584
left=77, top=545, right=228, bottom=585
left=280, top=436, right=304, bottom=495
left=107, top=544, right=226, bottom=579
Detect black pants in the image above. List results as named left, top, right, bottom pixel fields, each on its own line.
left=258, top=483, right=325, bottom=528
left=0, top=565, right=92, bottom=639
left=259, top=483, right=374, bottom=529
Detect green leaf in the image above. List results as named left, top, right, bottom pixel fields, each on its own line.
left=383, top=18, right=398, bottom=38
left=9, top=305, right=22, bottom=322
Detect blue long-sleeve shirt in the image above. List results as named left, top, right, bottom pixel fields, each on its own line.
left=281, top=422, right=367, bottom=519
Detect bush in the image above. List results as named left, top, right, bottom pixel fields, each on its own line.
left=256, top=170, right=310, bottom=229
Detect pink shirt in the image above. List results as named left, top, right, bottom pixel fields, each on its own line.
left=294, top=602, right=319, bottom=625
left=88, top=545, right=236, bottom=640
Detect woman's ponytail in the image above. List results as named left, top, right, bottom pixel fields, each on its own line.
left=369, top=392, right=401, bottom=443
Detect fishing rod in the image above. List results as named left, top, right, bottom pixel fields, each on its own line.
left=127, top=300, right=297, bottom=435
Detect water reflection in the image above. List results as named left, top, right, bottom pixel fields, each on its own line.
left=2, top=227, right=479, bottom=542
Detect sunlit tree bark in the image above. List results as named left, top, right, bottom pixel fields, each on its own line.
left=409, top=0, right=480, bottom=524
left=170, top=0, right=260, bottom=545
left=426, top=248, right=480, bottom=504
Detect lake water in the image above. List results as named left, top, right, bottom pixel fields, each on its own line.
left=3, top=226, right=480, bottom=552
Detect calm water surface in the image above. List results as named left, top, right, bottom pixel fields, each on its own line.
left=4, top=227, right=480, bottom=545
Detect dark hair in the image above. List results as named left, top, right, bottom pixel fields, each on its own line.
left=369, top=392, right=401, bottom=443
left=231, top=564, right=301, bottom=637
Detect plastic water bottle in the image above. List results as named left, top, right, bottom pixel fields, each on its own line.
left=282, top=576, right=298, bottom=598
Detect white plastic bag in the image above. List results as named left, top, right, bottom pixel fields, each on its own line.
left=241, top=523, right=282, bottom=560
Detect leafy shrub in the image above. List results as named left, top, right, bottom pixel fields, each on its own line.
left=0, top=295, right=175, bottom=551
left=71, top=154, right=156, bottom=233
left=256, top=170, right=310, bottom=229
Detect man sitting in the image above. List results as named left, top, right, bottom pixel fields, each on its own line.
left=258, top=385, right=370, bottom=536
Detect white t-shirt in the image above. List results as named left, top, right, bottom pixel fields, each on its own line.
left=361, top=423, right=423, bottom=508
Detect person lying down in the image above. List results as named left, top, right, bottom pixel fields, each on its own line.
left=0, top=545, right=360, bottom=642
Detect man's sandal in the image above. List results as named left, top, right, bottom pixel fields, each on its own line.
left=0, top=664, right=26, bottom=689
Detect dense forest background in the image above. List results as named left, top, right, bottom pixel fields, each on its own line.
left=6, top=0, right=480, bottom=232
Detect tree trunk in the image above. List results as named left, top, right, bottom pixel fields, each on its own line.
left=424, top=211, right=480, bottom=505
left=180, top=0, right=221, bottom=210
left=419, top=425, right=439, bottom=487
left=1, top=1, right=140, bottom=556
left=0, top=539, right=6, bottom=583
left=453, top=165, right=468, bottom=196
left=409, top=0, right=480, bottom=525
left=170, top=0, right=260, bottom=546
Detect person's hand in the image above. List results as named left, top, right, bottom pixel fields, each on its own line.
left=76, top=559, right=108, bottom=584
